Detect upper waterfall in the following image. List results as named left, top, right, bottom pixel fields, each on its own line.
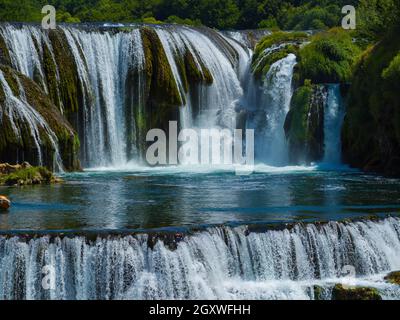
left=0, top=24, right=252, bottom=169
left=0, top=24, right=347, bottom=170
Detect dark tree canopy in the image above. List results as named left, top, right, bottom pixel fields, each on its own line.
left=0, top=0, right=361, bottom=30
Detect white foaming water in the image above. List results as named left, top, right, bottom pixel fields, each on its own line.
left=155, top=27, right=247, bottom=131
left=255, top=54, right=297, bottom=165
left=0, top=217, right=399, bottom=300
left=62, top=27, right=144, bottom=168
left=0, top=25, right=48, bottom=92
left=0, top=25, right=314, bottom=171
left=323, top=84, right=345, bottom=164
left=0, top=70, right=63, bottom=171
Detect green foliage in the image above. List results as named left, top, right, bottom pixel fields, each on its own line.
left=165, top=15, right=201, bottom=26
left=357, top=0, right=400, bottom=40
left=342, top=30, right=400, bottom=176
left=0, top=0, right=361, bottom=30
left=281, top=3, right=342, bottom=30
left=382, top=52, right=400, bottom=82
left=296, top=28, right=362, bottom=84
left=57, top=11, right=81, bottom=23
left=141, top=16, right=163, bottom=24
left=258, top=17, right=279, bottom=30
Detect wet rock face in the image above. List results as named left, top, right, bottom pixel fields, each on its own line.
left=284, top=83, right=326, bottom=164
left=0, top=66, right=81, bottom=171
left=332, top=284, right=382, bottom=301
left=385, top=271, right=400, bottom=285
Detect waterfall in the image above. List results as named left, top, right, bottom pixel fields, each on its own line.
left=61, top=27, right=144, bottom=167
left=0, top=25, right=48, bottom=92
left=0, top=24, right=347, bottom=170
left=155, top=27, right=247, bottom=130
left=0, top=217, right=399, bottom=300
left=323, top=84, right=345, bottom=164
left=251, top=54, right=297, bottom=165
left=0, top=24, right=251, bottom=168
left=0, top=70, right=63, bottom=171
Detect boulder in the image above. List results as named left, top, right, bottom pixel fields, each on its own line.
left=0, top=195, right=10, bottom=211
left=384, top=271, right=400, bottom=285
left=0, top=162, right=32, bottom=175
left=332, top=284, right=382, bottom=300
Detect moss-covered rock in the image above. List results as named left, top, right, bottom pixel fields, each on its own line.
left=126, top=28, right=216, bottom=160
left=0, top=65, right=81, bottom=171
left=313, top=285, right=325, bottom=300
left=284, top=81, right=325, bottom=164
left=342, top=27, right=400, bottom=176
left=295, top=28, right=362, bottom=85
left=46, top=29, right=82, bottom=116
left=384, top=271, right=400, bottom=285
left=0, top=163, right=61, bottom=186
left=141, top=27, right=183, bottom=111
left=252, top=31, right=308, bottom=78
left=332, top=284, right=382, bottom=300
left=0, top=32, right=11, bottom=66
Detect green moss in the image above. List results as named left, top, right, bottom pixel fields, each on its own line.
left=42, top=39, right=62, bottom=110
left=0, top=32, right=11, bottom=66
left=252, top=31, right=308, bottom=78
left=47, top=29, right=81, bottom=115
left=332, top=284, right=382, bottom=300
left=184, top=49, right=213, bottom=85
left=284, top=81, right=325, bottom=164
left=141, top=27, right=183, bottom=110
left=1, top=65, right=19, bottom=96
left=382, top=52, right=400, bottom=81
left=0, top=65, right=81, bottom=171
left=0, top=166, right=55, bottom=186
left=296, top=28, right=362, bottom=84
left=313, top=285, right=324, bottom=300
left=342, top=29, right=400, bottom=176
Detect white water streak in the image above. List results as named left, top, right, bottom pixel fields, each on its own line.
left=0, top=217, right=399, bottom=300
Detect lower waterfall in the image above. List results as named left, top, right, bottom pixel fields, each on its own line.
left=1, top=217, right=399, bottom=300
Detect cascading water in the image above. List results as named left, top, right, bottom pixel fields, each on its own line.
left=323, top=84, right=345, bottom=164
left=155, top=27, right=247, bottom=130
left=0, top=25, right=48, bottom=92
left=0, top=217, right=399, bottom=300
left=0, top=70, right=62, bottom=171
left=61, top=27, right=144, bottom=167
left=250, top=54, right=297, bottom=166
left=0, top=24, right=307, bottom=169
left=1, top=24, right=252, bottom=168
